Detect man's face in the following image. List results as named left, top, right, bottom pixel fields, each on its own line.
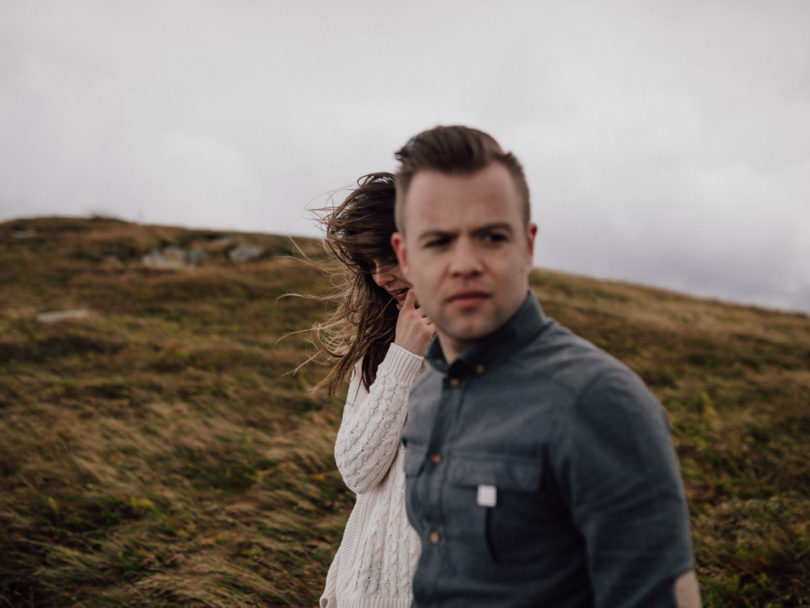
left=392, top=162, right=536, bottom=363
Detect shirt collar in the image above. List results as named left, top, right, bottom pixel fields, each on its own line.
left=425, top=290, right=550, bottom=376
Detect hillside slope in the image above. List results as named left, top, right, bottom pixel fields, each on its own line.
left=1, top=216, right=809, bottom=607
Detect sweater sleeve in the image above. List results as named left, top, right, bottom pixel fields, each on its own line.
left=334, top=343, right=425, bottom=495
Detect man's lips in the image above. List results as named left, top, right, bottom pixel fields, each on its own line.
left=447, top=290, right=489, bottom=305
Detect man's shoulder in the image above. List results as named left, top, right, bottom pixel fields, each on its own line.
left=525, top=320, right=630, bottom=384
left=529, top=320, right=666, bottom=419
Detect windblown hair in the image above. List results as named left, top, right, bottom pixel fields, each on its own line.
left=313, top=172, right=400, bottom=398
left=394, top=125, right=531, bottom=232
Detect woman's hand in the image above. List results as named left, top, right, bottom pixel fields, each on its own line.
left=394, top=289, right=435, bottom=355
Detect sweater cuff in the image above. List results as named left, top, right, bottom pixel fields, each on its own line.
left=378, top=343, right=425, bottom=385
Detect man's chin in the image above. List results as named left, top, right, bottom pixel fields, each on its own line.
left=443, top=325, right=490, bottom=347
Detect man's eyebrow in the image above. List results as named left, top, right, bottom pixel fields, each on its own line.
left=416, top=222, right=514, bottom=241
left=472, top=222, right=514, bottom=235
left=416, top=228, right=456, bottom=241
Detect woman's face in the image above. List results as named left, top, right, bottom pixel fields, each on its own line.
left=370, top=258, right=413, bottom=307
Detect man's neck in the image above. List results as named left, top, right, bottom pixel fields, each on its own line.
left=436, top=334, right=474, bottom=365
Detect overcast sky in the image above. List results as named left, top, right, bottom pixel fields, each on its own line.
left=2, top=1, right=808, bottom=313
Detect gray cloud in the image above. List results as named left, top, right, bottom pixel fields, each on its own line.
left=1, top=0, right=808, bottom=313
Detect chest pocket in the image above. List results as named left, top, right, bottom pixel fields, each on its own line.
left=446, top=454, right=545, bottom=567
left=447, top=456, right=541, bottom=491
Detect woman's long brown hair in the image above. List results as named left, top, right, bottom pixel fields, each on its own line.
left=313, top=172, right=400, bottom=399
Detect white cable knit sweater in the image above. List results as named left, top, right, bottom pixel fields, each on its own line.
left=320, top=344, right=426, bottom=608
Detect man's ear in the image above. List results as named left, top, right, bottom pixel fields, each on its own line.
left=526, top=223, right=538, bottom=261
left=391, top=232, right=410, bottom=281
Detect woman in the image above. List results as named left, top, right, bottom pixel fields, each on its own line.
left=315, top=172, right=434, bottom=607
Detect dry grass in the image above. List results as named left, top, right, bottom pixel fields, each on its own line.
left=1, top=217, right=809, bottom=606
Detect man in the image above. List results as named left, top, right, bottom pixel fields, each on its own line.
left=390, top=125, right=700, bottom=607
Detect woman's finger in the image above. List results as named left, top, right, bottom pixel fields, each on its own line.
left=402, top=288, right=417, bottom=310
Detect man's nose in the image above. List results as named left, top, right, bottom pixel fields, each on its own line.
left=449, top=238, right=482, bottom=276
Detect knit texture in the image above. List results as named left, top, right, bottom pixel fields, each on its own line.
left=320, top=344, right=426, bottom=608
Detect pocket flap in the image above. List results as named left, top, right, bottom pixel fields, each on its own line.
left=447, top=455, right=541, bottom=492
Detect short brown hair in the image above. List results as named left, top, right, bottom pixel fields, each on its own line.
left=393, top=125, right=531, bottom=233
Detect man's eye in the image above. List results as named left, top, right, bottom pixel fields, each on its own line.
left=483, top=232, right=507, bottom=244
left=425, top=237, right=450, bottom=248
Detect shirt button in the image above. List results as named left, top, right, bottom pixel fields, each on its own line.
left=429, top=531, right=440, bottom=544
left=449, top=377, right=460, bottom=387
left=431, top=453, right=443, bottom=464
left=474, top=363, right=485, bottom=375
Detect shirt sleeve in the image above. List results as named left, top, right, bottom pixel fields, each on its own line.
left=334, top=343, right=425, bottom=494
left=559, top=369, right=695, bottom=607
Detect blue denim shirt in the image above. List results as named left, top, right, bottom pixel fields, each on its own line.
left=402, top=292, right=694, bottom=607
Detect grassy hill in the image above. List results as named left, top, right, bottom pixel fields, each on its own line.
left=1, top=216, right=808, bottom=607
